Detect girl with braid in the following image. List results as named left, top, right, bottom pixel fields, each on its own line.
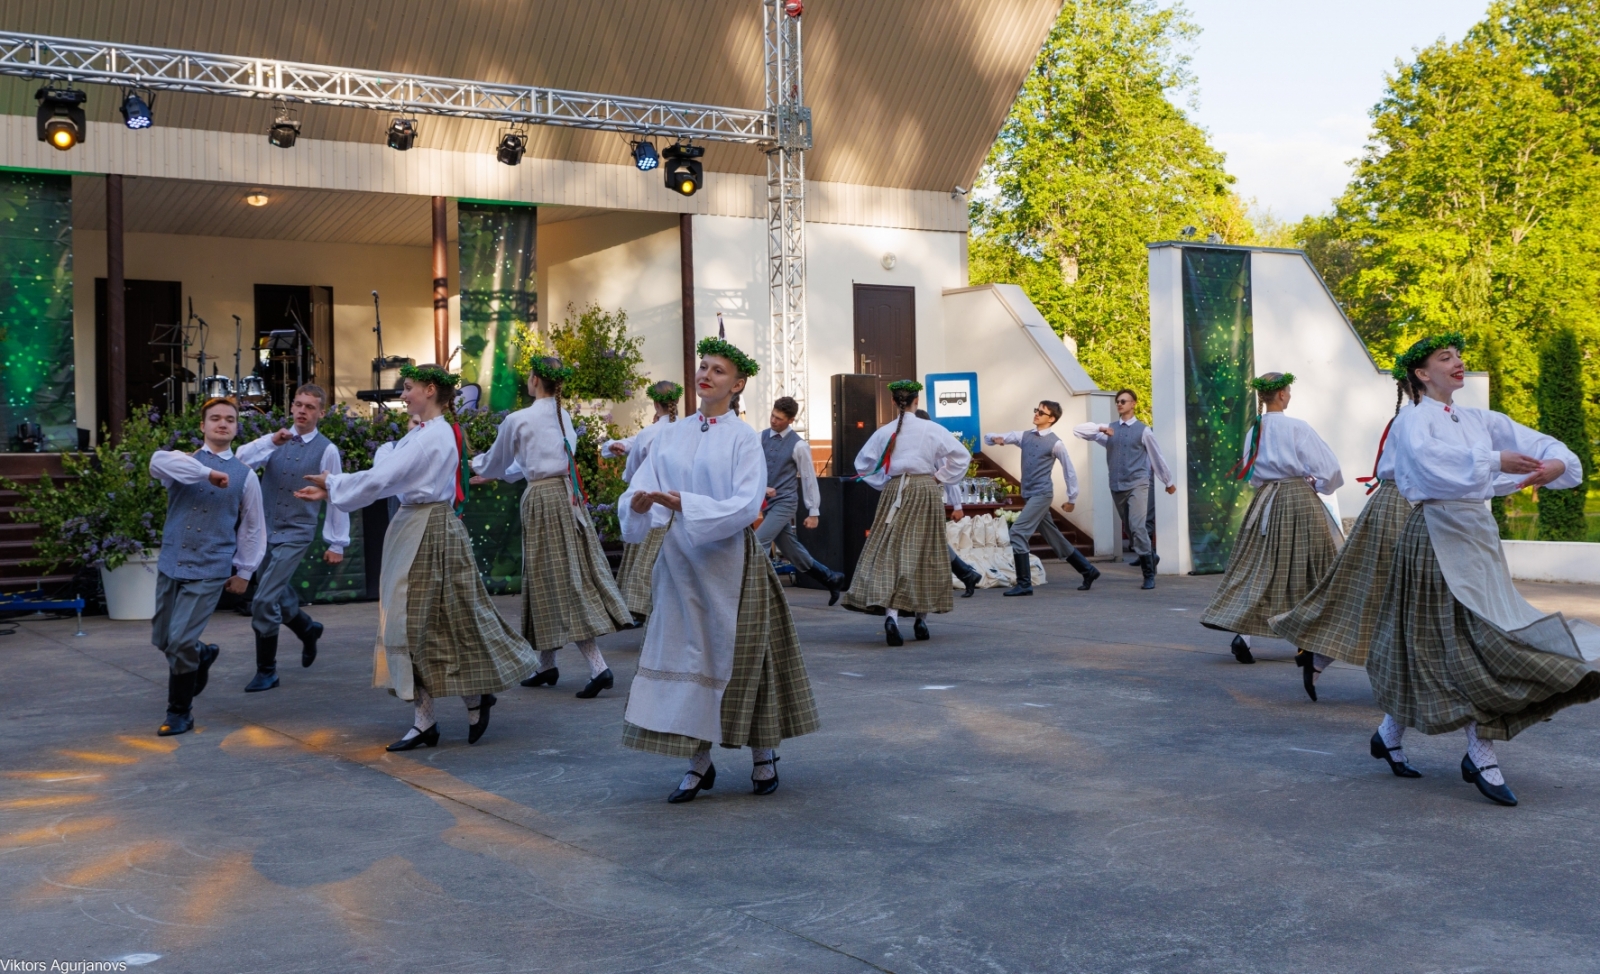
left=843, top=380, right=972, bottom=646
left=471, top=357, right=634, bottom=699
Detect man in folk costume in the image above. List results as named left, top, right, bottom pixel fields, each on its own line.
left=619, top=337, right=819, bottom=802
left=296, top=365, right=537, bottom=751
left=1365, top=335, right=1598, bottom=806
left=757, top=395, right=846, bottom=604
left=983, top=399, right=1099, bottom=596
left=470, top=356, right=633, bottom=699
left=1073, top=388, right=1177, bottom=589
left=843, top=380, right=972, bottom=646
left=602, top=380, right=683, bottom=620
left=1197, top=374, right=1345, bottom=687
left=147, top=397, right=266, bottom=735
left=233, top=383, right=348, bottom=692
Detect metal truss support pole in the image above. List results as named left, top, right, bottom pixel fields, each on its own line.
left=764, top=0, right=812, bottom=431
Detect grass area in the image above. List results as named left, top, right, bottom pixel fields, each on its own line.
left=1499, top=488, right=1600, bottom=542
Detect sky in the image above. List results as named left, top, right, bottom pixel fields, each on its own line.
left=1179, top=0, right=1488, bottom=222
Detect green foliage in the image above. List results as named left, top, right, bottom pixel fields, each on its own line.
left=547, top=303, right=648, bottom=404
left=1537, top=327, right=1593, bottom=540
left=569, top=407, right=628, bottom=542
left=968, top=0, right=1254, bottom=408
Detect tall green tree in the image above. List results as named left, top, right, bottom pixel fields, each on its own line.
left=1536, top=327, right=1593, bottom=540
left=968, top=0, right=1250, bottom=405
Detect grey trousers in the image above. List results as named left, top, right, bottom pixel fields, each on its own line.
left=1112, top=483, right=1153, bottom=557
left=1008, top=493, right=1078, bottom=559
left=756, top=493, right=816, bottom=571
left=152, top=573, right=226, bottom=674
left=251, top=540, right=310, bottom=637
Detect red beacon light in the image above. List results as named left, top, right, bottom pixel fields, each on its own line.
left=784, top=1, right=803, bottom=16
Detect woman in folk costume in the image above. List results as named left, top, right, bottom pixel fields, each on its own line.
left=601, top=380, right=683, bottom=620
left=1199, top=373, right=1345, bottom=686
left=619, top=337, right=819, bottom=803
left=843, top=380, right=972, bottom=646
left=296, top=365, right=536, bottom=751
left=1365, top=335, right=1598, bottom=806
left=470, top=357, right=634, bottom=698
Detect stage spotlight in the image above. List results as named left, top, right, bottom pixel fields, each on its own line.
left=386, top=117, right=417, bottom=151
left=119, top=89, right=153, bottom=130
left=268, top=116, right=301, bottom=149
left=662, top=143, right=704, bottom=197
left=35, top=86, right=87, bottom=151
left=496, top=130, right=526, bottom=166
left=632, top=141, right=659, bottom=171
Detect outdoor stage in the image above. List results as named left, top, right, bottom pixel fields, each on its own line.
left=5, top=566, right=1600, bottom=973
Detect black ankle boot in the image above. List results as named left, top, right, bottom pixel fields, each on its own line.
left=804, top=562, right=845, bottom=606
left=245, top=634, right=280, bottom=692
left=1004, top=552, right=1033, bottom=596
left=286, top=612, right=322, bottom=667
left=950, top=555, right=982, bottom=597
left=160, top=671, right=197, bottom=736
left=1138, top=554, right=1156, bottom=590
left=1065, top=550, right=1101, bottom=590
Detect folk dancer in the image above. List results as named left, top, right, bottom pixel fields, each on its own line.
left=619, top=337, right=819, bottom=802
left=601, top=380, right=683, bottom=620
left=983, top=399, right=1099, bottom=596
left=1365, top=335, right=1598, bottom=805
left=1197, top=374, right=1345, bottom=688
left=843, top=380, right=972, bottom=646
left=1073, top=388, right=1176, bottom=589
left=296, top=365, right=537, bottom=750
left=758, top=396, right=846, bottom=604
left=147, top=397, right=266, bottom=735
left=234, top=383, right=349, bottom=692
left=470, top=357, right=633, bottom=698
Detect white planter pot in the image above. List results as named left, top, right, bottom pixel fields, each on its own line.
left=100, top=550, right=161, bottom=621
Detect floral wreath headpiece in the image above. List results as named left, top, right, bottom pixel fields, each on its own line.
left=529, top=357, right=577, bottom=385
left=1390, top=332, right=1467, bottom=382
left=646, top=381, right=684, bottom=405
left=399, top=363, right=460, bottom=388
left=1248, top=372, right=1295, bottom=395
left=696, top=336, right=760, bottom=377
left=887, top=379, right=923, bottom=394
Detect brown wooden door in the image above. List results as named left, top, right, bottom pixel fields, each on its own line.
left=95, top=278, right=183, bottom=428
left=852, top=284, right=917, bottom=427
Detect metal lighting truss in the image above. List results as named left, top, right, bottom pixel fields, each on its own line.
left=764, top=0, right=812, bottom=430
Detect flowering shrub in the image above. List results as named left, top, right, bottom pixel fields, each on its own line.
left=547, top=303, right=647, bottom=404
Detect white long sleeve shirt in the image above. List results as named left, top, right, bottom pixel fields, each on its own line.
left=148, top=444, right=266, bottom=578
left=618, top=411, right=765, bottom=547
left=235, top=428, right=352, bottom=552
left=762, top=427, right=822, bottom=517
left=1390, top=397, right=1582, bottom=503
left=470, top=397, right=577, bottom=484
left=325, top=418, right=460, bottom=511
left=1240, top=412, right=1344, bottom=495
left=1074, top=418, right=1175, bottom=486
left=984, top=429, right=1080, bottom=503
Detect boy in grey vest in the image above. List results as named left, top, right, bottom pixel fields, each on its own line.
left=983, top=399, right=1100, bottom=596
left=1074, top=388, right=1175, bottom=589
left=147, top=397, right=266, bottom=735
left=758, top=397, right=846, bottom=603
left=235, top=384, right=350, bottom=691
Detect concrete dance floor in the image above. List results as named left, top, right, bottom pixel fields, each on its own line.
left=4, top=562, right=1600, bottom=974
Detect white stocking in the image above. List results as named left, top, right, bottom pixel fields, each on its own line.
left=752, top=747, right=777, bottom=781
left=884, top=608, right=899, bottom=621
left=464, top=694, right=483, bottom=725
left=577, top=638, right=608, bottom=679
left=1465, top=722, right=1505, bottom=786
left=1312, top=653, right=1333, bottom=674
left=1238, top=634, right=1253, bottom=648
left=1377, top=714, right=1407, bottom=762
left=679, top=745, right=713, bottom=791
left=536, top=649, right=557, bottom=673
left=401, top=688, right=436, bottom=741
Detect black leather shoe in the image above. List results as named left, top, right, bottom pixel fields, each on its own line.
left=913, top=616, right=930, bottom=641
left=1370, top=731, right=1421, bottom=777
left=521, top=667, right=559, bottom=688
left=1065, top=550, right=1100, bottom=590
left=1139, top=554, right=1156, bottom=590
left=1077, top=566, right=1101, bottom=591
left=752, top=756, right=780, bottom=796
left=1230, top=634, right=1255, bottom=664
left=575, top=669, right=614, bottom=698
left=386, top=724, right=440, bottom=752
left=1461, top=754, right=1518, bottom=806
left=288, top=616, right=323, bottom=668
left=1295, top=650, right=1318, bottom=702
left=244, top=668, right=279, bottom=692
left=668, top=762, right=716, bottom=803
left=467, top=694, right=496, bottom=745
left=157, top=710, right=193, bottom=737
left=193, top=643, right=220, bottom=697
left=805, top=563, right=846, bottom=606
left=885, top=617, right=904, bottom=647
left=950, top=556, right=982, bottom=597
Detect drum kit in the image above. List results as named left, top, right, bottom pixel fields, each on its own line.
left=198, top=373, right=269, bottom=412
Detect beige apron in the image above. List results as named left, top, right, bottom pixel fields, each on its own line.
left=370, top=502, right=440, bottom=701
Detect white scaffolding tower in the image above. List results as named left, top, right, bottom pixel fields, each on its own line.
left=764, top=0, right=812, bottom=430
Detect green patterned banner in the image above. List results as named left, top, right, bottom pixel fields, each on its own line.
left=1181, top=248, right=1256, bottom=573
left=0, top=171, right=75, bottom=451
left=458, top=202, right=536, bottom=411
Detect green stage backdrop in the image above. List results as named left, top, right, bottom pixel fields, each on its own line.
left=458, top=202, right=536, bottom=412
left=0, top=171, right=76, bottom=451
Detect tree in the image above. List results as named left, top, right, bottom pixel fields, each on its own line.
left=968, top=0, right=1251, bottom=405
left=1537, top=327, right=1593, bottom=540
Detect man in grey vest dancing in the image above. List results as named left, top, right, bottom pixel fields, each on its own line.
left=984, top=400, right=1099, bottom=596
left=1074, top=388, right=1175, bottom=589
left=147, top=397, right=266, bottom=735
left=757, top=397, right=846, bottom=604
left=236, top=384, right=350, bottom=691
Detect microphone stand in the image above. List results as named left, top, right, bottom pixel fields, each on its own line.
left=232, top=314, right=244, bottom=396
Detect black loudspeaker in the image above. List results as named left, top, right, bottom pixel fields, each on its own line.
left=831, top=373, right=878, bottom=477
left=794, top=476, right=882, bottom=589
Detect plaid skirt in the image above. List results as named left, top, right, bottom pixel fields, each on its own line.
left=403, top=505, right=537, bottom=697
left=617, top=525, right=668, bottom=619
left=1201, top=477, right=1339, bottom=637
left=520, top=477, right=632, bottom=651
left=1269, top=480, right=1412, bottom=665
left=843, top=473, right=953, bottom=615
left=623, top=528, right=820, bottom=757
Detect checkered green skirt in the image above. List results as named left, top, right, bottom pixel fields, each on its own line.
left=1367, top=505, right=1600, bottom=741
left=1201, top=477, right=1339, bottom=637
left=617, top=525, right=668, bottom=619
left=1269, top=480, right=1411, bottom=665
left=843, top=473, right=953, bottom=615
left=623, top=528, right=820, bottom=757
left=405, top=505, right=538, bottom=697
left=520, top=477, right=632, bottom=652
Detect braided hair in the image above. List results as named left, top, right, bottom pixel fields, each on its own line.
left=883, top=385, right=919, bottom=468
left=533, top=356, right=574, bottom=447
left=649, top=380, right=681, bottom=422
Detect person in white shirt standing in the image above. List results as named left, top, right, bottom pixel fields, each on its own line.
left=234, top=384, right=350, bottom=692
left=147, top=397, right=266, bottom=736
left=1074, top=388, right=1176, bottom=589
left=601, top=380, right=683, bottom=620
left=984, top=399, right=1098, bottom=596
left=758, top=396, right=846, bottom=604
